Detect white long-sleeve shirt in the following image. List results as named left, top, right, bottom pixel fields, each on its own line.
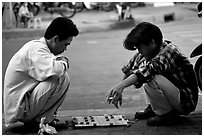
left=4, top=37, right=68, bottom=127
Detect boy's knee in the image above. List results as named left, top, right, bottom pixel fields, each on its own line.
left=145, top=75, right=162, bottom=87
left=38, top=73, right=70, bottom=91
left=144, top=75, right=169, bottom=94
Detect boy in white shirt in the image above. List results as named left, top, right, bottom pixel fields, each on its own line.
left=3, top=17, right=79, bottom=131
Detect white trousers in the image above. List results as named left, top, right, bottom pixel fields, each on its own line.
left=19, top=73, right=70, bottom=124
left=144, top=75, right=183, bottom=116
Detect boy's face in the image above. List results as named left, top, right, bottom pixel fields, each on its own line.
left=137, top=40, right=157, bottom=60
left=52, top=36, right=73, bottom=55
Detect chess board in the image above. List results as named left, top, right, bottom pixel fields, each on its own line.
left=72, top=114, right=129, bottom=128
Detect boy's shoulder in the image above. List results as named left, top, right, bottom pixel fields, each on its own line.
left=163, top=40, right=175, bottom=47
left=29, top=37, right=48, bottom=49
left=155, top=40, right=184, bottom=60
left=162, top=40, right=180, bottom=52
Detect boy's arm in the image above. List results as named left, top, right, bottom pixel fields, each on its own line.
left=122, top=73, right=130, bottom=80
left=107, top=74, right=138, bottom=108
left=28, top=47, right=68, bottom=81
left=120, top=74, right=139, bottom=88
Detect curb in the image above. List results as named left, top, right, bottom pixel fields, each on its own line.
left=2, top=19, right=137, bottom=39
left=2, top=29, right=45, bottom=39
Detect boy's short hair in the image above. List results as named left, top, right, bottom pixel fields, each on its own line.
left=44, top=17, right=79, bottom=41
left=123, top=22, right=163, bottom=50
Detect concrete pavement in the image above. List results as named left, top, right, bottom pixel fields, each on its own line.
left=56, top=96, right=202, bottom=135
left=2, top=95, right=202, bottom=135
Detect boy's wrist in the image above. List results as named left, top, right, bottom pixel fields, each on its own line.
left=118, top=81, right=127, bottom=90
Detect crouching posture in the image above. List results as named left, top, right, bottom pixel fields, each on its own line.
left=107, top=22, right=198, bottom=126
left=3, top=17, right=79, bottom=129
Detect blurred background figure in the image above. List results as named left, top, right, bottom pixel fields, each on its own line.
left=116, top=2, right=133, bottom=21
left=18, top=2, right=34, bottom=27
left=2, top=2, right=16, bottom=29
left=83, top=1, right=92, bottom=10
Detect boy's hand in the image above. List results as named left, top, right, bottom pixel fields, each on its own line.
left=106, top=84, right=124, bottom=109
left=112, top=93, right=123, bottom=109
left=56, top=56, right=69, bottom=68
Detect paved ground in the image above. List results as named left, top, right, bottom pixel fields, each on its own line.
left=2, top=3, right=202, bottom=135
left=2, top=96, right=202, bottom=135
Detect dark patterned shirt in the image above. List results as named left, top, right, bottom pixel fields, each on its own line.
left=122, top=40, right=198, bottom=115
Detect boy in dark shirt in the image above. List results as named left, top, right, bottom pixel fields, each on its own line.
left=107, top=22, right=198, bottom=126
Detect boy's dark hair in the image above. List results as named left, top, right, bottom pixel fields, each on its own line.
left=44, top=17, right=79, bottom=41
left=123, top=22, right=163, bottom=50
